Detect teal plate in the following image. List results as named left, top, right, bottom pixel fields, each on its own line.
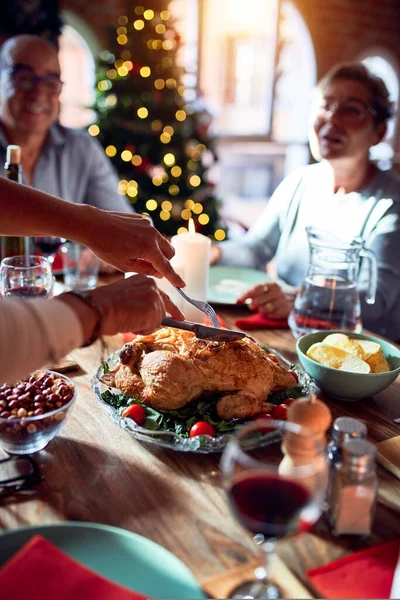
left=0, top=522, right=205, bottom=599
left=208, top=266, right=269, bottom=305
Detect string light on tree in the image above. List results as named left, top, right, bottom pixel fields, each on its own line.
left=91, top=0, right=227, bottom=239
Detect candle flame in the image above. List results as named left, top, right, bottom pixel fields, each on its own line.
left=188, top=218, right=195, bottom=234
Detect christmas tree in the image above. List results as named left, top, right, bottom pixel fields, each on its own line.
left=91, top=1, right=227, bottom=240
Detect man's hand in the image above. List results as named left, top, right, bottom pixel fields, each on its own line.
left=59, top=274, right=185, bottom=340
left=84, top=211, right=185, bottom=287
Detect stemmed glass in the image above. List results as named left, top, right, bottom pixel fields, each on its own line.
left=221, top=419, right=328, bottom=599
left=0, top=255, right=53, bottom=298
left=33, top=237, right=65, bottom=266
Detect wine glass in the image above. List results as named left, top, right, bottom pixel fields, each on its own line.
left=33, top=237, right=65, bottom=266
left=221, top=419, right=328, bottom=599
left=0, top=255, right=53, bottom=298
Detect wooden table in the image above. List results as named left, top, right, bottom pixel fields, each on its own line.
left=1, top=307, right=400, bottom=596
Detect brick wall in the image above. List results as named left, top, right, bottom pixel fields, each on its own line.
left=60, top=0, right=400, bottom=77
left=60, top=0, right=127, bottom=47
left=294, top=0, right=400, bottom=78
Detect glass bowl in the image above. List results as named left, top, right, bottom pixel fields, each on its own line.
left=0, top=370, right=77, bottom=454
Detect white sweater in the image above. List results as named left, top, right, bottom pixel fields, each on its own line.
left=0, top=298, right=83, bottom=383
left=220, top=162, right=400, bottom=340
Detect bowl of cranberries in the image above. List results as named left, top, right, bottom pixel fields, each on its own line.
left=0, top=370, right=77, bottom=454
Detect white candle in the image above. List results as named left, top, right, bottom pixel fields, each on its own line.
left=171, top=219, right=211, bottom=322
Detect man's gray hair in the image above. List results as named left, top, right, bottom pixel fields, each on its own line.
left=0, top=35, right=58, bottom=72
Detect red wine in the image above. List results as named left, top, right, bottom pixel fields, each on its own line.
left=229, top=473, right=311, bottom=537
left=6, top=286, right=48, bottom=298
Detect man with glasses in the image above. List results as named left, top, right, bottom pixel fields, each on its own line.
left=0, top=34, right=132, bottom=213
left=212, top=62, right=400, bottom=342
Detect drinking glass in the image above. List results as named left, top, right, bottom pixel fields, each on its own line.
left=0, top=255, right=53, bottom=298
left=33, top=237, right=65, bottom=265
left=61, top=242, right=99, bottom=291
left=221, top=419, right=328, bottom=599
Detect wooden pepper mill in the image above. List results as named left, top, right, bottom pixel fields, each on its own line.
left=279, top=394, right=332, bottom=491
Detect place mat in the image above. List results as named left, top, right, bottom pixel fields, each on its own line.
left=307, top=539, right=400, bottom=599
left=377, top=436, right=400, bottom=480
left=201, top=555, right=313, bottom=599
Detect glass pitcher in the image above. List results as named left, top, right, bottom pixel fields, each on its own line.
left=288, top=227, right=377, bottom=339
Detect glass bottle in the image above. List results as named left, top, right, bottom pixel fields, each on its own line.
left=329, top=438, right=377, bottom=537
left=0, top=145, right=31, bottom=261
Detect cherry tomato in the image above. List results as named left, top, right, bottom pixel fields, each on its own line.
left=288, top=369, right=299, bottom=383
left=122, top=404, right=146, bottom=425
left=271, top=404, right=289, bottom=420
left=252, top=413, right=274, bottom=433
left=189, top=421, right=216, bottom=438
left=284, top=397, right=297, bottom=407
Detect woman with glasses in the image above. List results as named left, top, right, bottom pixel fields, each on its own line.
left=213, top=62, right=400, bottom=341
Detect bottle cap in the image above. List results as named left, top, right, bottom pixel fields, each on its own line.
left=6, top=145, right=21, bottom=165
left=342, top=438, right=376, bottom=473
left=332, top=417, right=367, bottom=446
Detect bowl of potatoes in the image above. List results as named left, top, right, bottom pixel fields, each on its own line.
left=296, top=331, right=400, bottom=400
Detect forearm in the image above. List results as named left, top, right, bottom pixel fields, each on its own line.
left=0, top=298, right=83, bottom=382
left=0, top=177, right=103, bottom=244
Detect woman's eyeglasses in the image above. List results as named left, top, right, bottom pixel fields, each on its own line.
left=4, top=67, right=63, bottom=96
left=317, top=100, right=377, bottom=124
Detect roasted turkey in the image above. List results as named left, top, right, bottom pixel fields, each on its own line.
left=103, top=327, right=297, bottom=420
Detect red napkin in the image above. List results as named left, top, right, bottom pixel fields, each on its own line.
left=0, top=535, right=147, bottom=600
left=307, top=539, right=400, bottom=599
left=234, top=312, right=289, bottom=330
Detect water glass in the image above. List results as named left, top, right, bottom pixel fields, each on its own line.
left=62, top=242, right=99, bottom=291
left=0, top=255, right=53, bottom=298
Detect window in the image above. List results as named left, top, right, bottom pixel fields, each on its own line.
left=169, top=0, right=199, bottom=101
left=272, top=1, right=316, bottom=143
left=58, top=24, right=96, bottom=128
left=359, top=54, right=399, bottom=168
left=199, top=0, right=280, bottom=135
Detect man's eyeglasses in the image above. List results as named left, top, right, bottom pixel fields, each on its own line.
left=317, top=100, right=377, bottom=124
left=4, top=67, right=63, bottom=96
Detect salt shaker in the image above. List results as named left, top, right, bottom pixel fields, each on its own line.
left=329, top=438, right=377, bottom=536
left=327, top=417, right=367, bottom=468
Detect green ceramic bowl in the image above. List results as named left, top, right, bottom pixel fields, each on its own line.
left=296, top=330, right=400, bottom=400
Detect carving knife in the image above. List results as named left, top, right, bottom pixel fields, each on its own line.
left=161, top=317, right=246, bottom=342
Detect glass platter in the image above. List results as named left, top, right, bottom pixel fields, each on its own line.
left=92, top=351, right=313, bottom=454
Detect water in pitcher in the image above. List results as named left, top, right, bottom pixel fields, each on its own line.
left=288, top=274, right=362, bottom=339
left=288, top=227, right=376, bottom=339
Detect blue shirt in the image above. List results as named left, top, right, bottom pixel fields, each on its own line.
left=0, top=124, right=133, bottom=213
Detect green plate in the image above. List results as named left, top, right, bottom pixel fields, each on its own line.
left=0, top=522, right=205, bottom=599
left=208, top=266, right=269, bottom=305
